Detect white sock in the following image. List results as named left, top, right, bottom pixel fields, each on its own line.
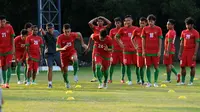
left=48, top=81, right=52, bottom=85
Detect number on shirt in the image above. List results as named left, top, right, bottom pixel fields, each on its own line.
left=186, top=34, right=190, bottom=39
left=1, top=33, right=6, bottom=38
left=66, top=42, right=72, bottom=47
left=98, top=44, right=104, bottom=48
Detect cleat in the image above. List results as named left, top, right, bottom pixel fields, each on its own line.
left=1, top=84, right=6, bottom=88
left=66, top=83, right=70, bottom=88
left=31, top=82, right=37, bottom=85
left=103, top=83, right=108, bottom=89
left=25, top=82, right=30, bottom=86
left=90, top=77, right=98, bottom=82
left=120, top=80, right=125, bottom=84
left=17, top=81, right=22, bottom=85
left=5, top=83, right=9, bottom=88
left=23, top=80, right=27, bottom=84
left=188, top=82, right=193, bottom=86
left=127, top=81, right=133, bottom=85
left=162, top=80, right=171, bottom=83
left=137, top=80, right=142, bottom=85
left=74, top=75, right=78, bottom=82
left=48, top=84, right=53, bottom=88
left=176, top=82, right=185, bottom=86
left=146, top=83, right=152, bottom=87
left=154, top=83, right=159, bottom=87
left=177, top=74, right=181, bottom=83
left=108, top=80, right=112, bottom=83
left=98, top=83, right=104, bottom=89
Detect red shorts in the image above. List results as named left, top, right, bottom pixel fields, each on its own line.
left=137, top=55, right=145, bottom=67
left=123, top=53, right=137, bottom=65
left=16, top=52, right=26, bottom=62
left=95, top=55, right=110, bottom=71
left=163, top=54, right=174, bottom=65
left=0, top=54, right=13, bottom=66
left=145, top=56, right=160, bottom=68
left=111, top=51, right=123, bottom=65
left=61, top=52, right=76, bottom=68
left=180, top=51, right=196, bottom=67
left=27, top=59, right=39, bottom=72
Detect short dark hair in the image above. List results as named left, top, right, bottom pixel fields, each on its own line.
left=147, top=14, right=156, bottom=21
left=125, top=15, right=132, bottom=19
left=168, top=19, right=175, bottom=25
left=0, top=15, right=6, bottom=20
left=139, top=17, right=147, bottom=22
left=32, top=25, right=38, bottom=29
left=21, top=29, right=28, bottom=35
left=185, top=17, right=195, bottom=25
left=97, top=17, right=104, bottom=21
left=63, top=23, right=71, bottom=29
left=100, top=29, right=107, bottom=38
left=24, top=22, right=33, bottom=29
left=114, top=17, right=122, bottom=22
left=46, top=23, right=54, bottom=29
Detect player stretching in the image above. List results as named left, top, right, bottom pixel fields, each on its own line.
left=14, top=29, right=29, bottom=84
left=131, top=17, right=147, bottom=85
left=108, top=17, right=125, bottom=83
left=90, top=30, right=112, bottom=89
left=178, top=17, right=199, bottom=86
left=163, top=19, right=180, bottom=83
left=0, top=15, right=15, bottom=88
left=25, top=25, right=44, bottom=85
left=141, top=14, right=163, bottom=87
left=88, top=16, right=111, bottom=82
left=116, top=15, right=138, bottom=85
left=56, top=24, right=87, bottom=88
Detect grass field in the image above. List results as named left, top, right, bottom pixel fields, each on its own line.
left=3, top=64, right=200, bottom=112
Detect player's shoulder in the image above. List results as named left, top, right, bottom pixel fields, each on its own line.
left=106, top=35, right=112, bottom=40
left=154, top=25, right=162, bottom=30
left=132, top=26, right=138, bottom=29
left=192, top=29, right=199, bottom=34
left=58, top=34, right=64, bottom=38
left=14, top=35, right=21, bottom=40
left=143, top=26, right=149, bottom=30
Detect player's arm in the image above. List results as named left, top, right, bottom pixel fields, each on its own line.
left=99, top=16, right=112, bottom=29
left=76, top=32, right=88, bottom=50
left=56, top=36, right=66, bottom=51
left=131, top=30, right=138, bottom=49
left=115, top=29, right=124, bottom=48
left=40, top=38, right=44, bottom=58
left=178, top=36, right=184, bottom=59
left=39, top=27, right=46, bottom=36
left=141, top=28, right=146, bottom=57
left=88, top=17, right=98, bottom=29
left=25, top=43, right=31, bottom=59
left=193, top=32, right=200, bottom=60
left=158, top=28, right=163, bottom=57
left=10, top=26, right=16, bottom=55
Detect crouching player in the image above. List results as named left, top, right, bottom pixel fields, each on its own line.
left=56, top=24, right=87, bottom=88
left=14, top=29, right=28, bottom=84
left=90, top=30, right=112, bottom=89
left=25, top=25, right=44, bottom=85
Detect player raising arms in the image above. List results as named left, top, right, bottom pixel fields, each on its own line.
left=25, top=25, right=44, bottom=85
left=108, top=17, right=125, bottom=83
left=178, top=17, right=199, bottom=86
left=90, top=30, right=113, bottom=89
left=0, top=15, right=15, bottom=88
left=14, top=29, right=29, bottom=84
left=56, top=24, right=87, bottom=88
left=141, top=14, right=163, bottom=87
left=116, top=15, right=138, bottom=85
left=163, top=19, right=180, bottom=83
left=88, top=16, right=111, bottom=82
left=131, top=17, right=147, bottom=85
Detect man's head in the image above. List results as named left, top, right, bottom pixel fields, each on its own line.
left=147, top=14, right=156, bottom=27
left=46, top=23, right=54, bottom=34
left=0, top=15, right=7, bottom=27
left=185, top=17, right=194, bottom=30
left=21, top=29, right=28, bottom=39
left=139, top=17, right=147, bottom=28
left=166, top=19, right=175, bottom=30
left=24, top=22, right=33, bottom=33
left=124, top=15, right=133, bottom=27
left=32, top=25, right=38, bottom=35
left=97, top=17, right=104, bottom=26
left=99, top=29, right=107, bottom=40
left=114, top=17, right=122, bottom=28
left=63, top=23, right=71, bottom=36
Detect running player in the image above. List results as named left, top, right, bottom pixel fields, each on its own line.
left=131, top=17, right=147, bottom=85
left=141, top=14, right=163, bottom=87
left=56, top=23, right=87, bottom=88
left=14, top=29, right=28, bottom=84
left=88, top=16, right=111, bottom=82
left=163, top=19, right=180, bottom=83
left=178, top=17, right=199, bottom=86
left=116, top=15, right=138, bottom=85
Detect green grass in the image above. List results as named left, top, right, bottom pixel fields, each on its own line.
left=3, top=64, right=200, bottom=112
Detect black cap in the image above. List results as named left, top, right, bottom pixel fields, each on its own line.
left=46, top=23, right=54, bottom=29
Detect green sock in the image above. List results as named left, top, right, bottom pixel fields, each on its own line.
left=96, top=65, right=102, bottom=84
left=136, top=66, right=140, bottom=82
left=24, top=62, right=27, bottom=81
left=154, top=68, right=159, bottom=83
left=73, top=61, right=78, bottom=76
left=121, top=65, right=125, bottom=80
left=181, top=75, right=186, bottom=83
left=93, top=70, right=97, bottom=78
left=63, top=73, right=69, bottom=84
left=2, top=70, right=6, bottom=84
left=6, top=67, right=11, bottom=84
left=140, top=67, right=144, bottom=83
left=167, top=71, right=171, bottom=81
left=146, top=67, right=151, bottom=83
left=16, top=62, right=21, bottom=81
left=27, top=77, right=30, bottom=82
left=126, top=65, right=132, bottom=81
left=171, top=67, right=177, bottom=76
left=104, top=70, right=109, bottom=83
left=109, top=65, right=114, bottom=80
left=190, top=75, right=194, bottom=83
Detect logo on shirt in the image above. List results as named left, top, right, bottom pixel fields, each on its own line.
left=150, top=33, right=154, bottom=38
left=34, top=40, right=39, bottom=45
left=1, top=32, right=6, bottom=38
left=186, top=34, right=190, bottom=39
left=128, top=33, right=132, bottom=37
left=65, top=42, right=72, bottom=47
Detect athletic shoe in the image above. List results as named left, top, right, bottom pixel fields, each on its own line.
left=31, top=82, right=37, bottom=85
left=127, top=81, right=133, bottom=85
left=177, top=74, right=181, bottom=83
left=48, top=84, right=53, bottom=88
left=103, top=83, right=108, bottom=89
left=1, top=84, right=6, bottom=88
left=188, top=82, right=193, bottom=86
left=98, top=83, right=104, bottom=89
left=5, top=83, right=9, bottom=88
left=137, top=80, right=142, bottom=85
left=154, top=83, right=159, bottom=87
left=162, top=80, right=171, bottom=83
left=90, top=77, right=98, bottom=82
left=66, top=83, right=70, bottom=88
left=25, top=82, right=30, bottom=86
left=74, top=75, right=78, bottom=82
left=146, top=83, right=152, bottom=87
left=176, top=82, right=185, bottom=86
left=23, top=80, right=27, bottom=84
left=108, top=80, right=112, bottom=83
left=17, top=81, right=22, bottom=85
left=120, top=80, right=125, bottom=83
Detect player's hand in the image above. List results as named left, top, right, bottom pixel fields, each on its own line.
left=158, top=51, right=161, bottom=57
left=142, top=51, right=145, bottom=57
left=82, top=44, right=88, bottom=50
left=178, top=53, right=182, bottom=60
left=165, top=51, right=169, bottom=58
left=21, top=44, right=26, bottom=48
left=62, top=45, right=68, bottom=50
left=134, top=44, right=138, bottom=50
left=119, top=43, right=124, bottom=49
left=192, top=54, right=197, bottom=61
left=104, top=45, right=109, bottom=51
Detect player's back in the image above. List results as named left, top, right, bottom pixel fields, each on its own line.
left=165, top=30, right=176, bottom=53
left=15, top=35, right=26, bottom=52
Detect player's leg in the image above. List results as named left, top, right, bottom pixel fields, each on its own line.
left=71, top=54, right=78, bottom=82
left=163, top=54, right=171, bottom=82
left=178, top=52, right=187, bottom=85
left=134, top=53, right=140, bottom=84
left=5, top=54, right=13, bottom=88
left=145, top=56, right=152, bottom=87
left=16, top=61, right=22, bottom=83
left=102, top=59, right=110, bottom=88
left=109, top=64, right=114, bottom=83
left=188, top=53, right=196, bottom=85
left=26, top=60, right=32, bottom=85
left=153, top=56, right=160, bottom=87
left=23, top=61, right=28, bottom=83
left=31, top=61, right=39, bottom=84
left=91, top=51, right=97, bottom=82
left=123, top=54, right=133, bottom=85
left=109, top=52, right=117, bottom=83
left=137, top=55, right=145, bottom=84
left=121, top=64, right=125, bottom=83
left=61, top=57, right=70, bottom=88
left=189, top=67, right=195, bottom=85
left=45, top=54, right=54, bottom=88
left=1, top=56, right=7, bottom=86
left=95, top=55, right=103, bottom=88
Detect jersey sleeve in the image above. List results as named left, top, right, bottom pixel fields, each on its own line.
left=72, top=32, right=79, bottom=40
left=132, top=29, right=137, bottom=39
left=180, top=31, right=184, bottom=41
left=107, top=37, right=113, bottom=49
left=168, top=31, right=175, bottom=43
left=14, top=37, right=18, bottom=45
left=158, top=27, right=163, bottom=39
left=116, top=28, right=123, bottom=39
left=25, top=36, right=30, bottom=46
left=141, top=27, right=146, bottom=38
left=109, top=29, right=113, bottom=38
left=194, top=31, right=200, bottom=42
left=9, top=25, right=15, bottom=37
left=56, top=35, right=61, bottom=48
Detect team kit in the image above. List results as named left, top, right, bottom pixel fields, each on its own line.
left=0, top=14, right=198, bottom=89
